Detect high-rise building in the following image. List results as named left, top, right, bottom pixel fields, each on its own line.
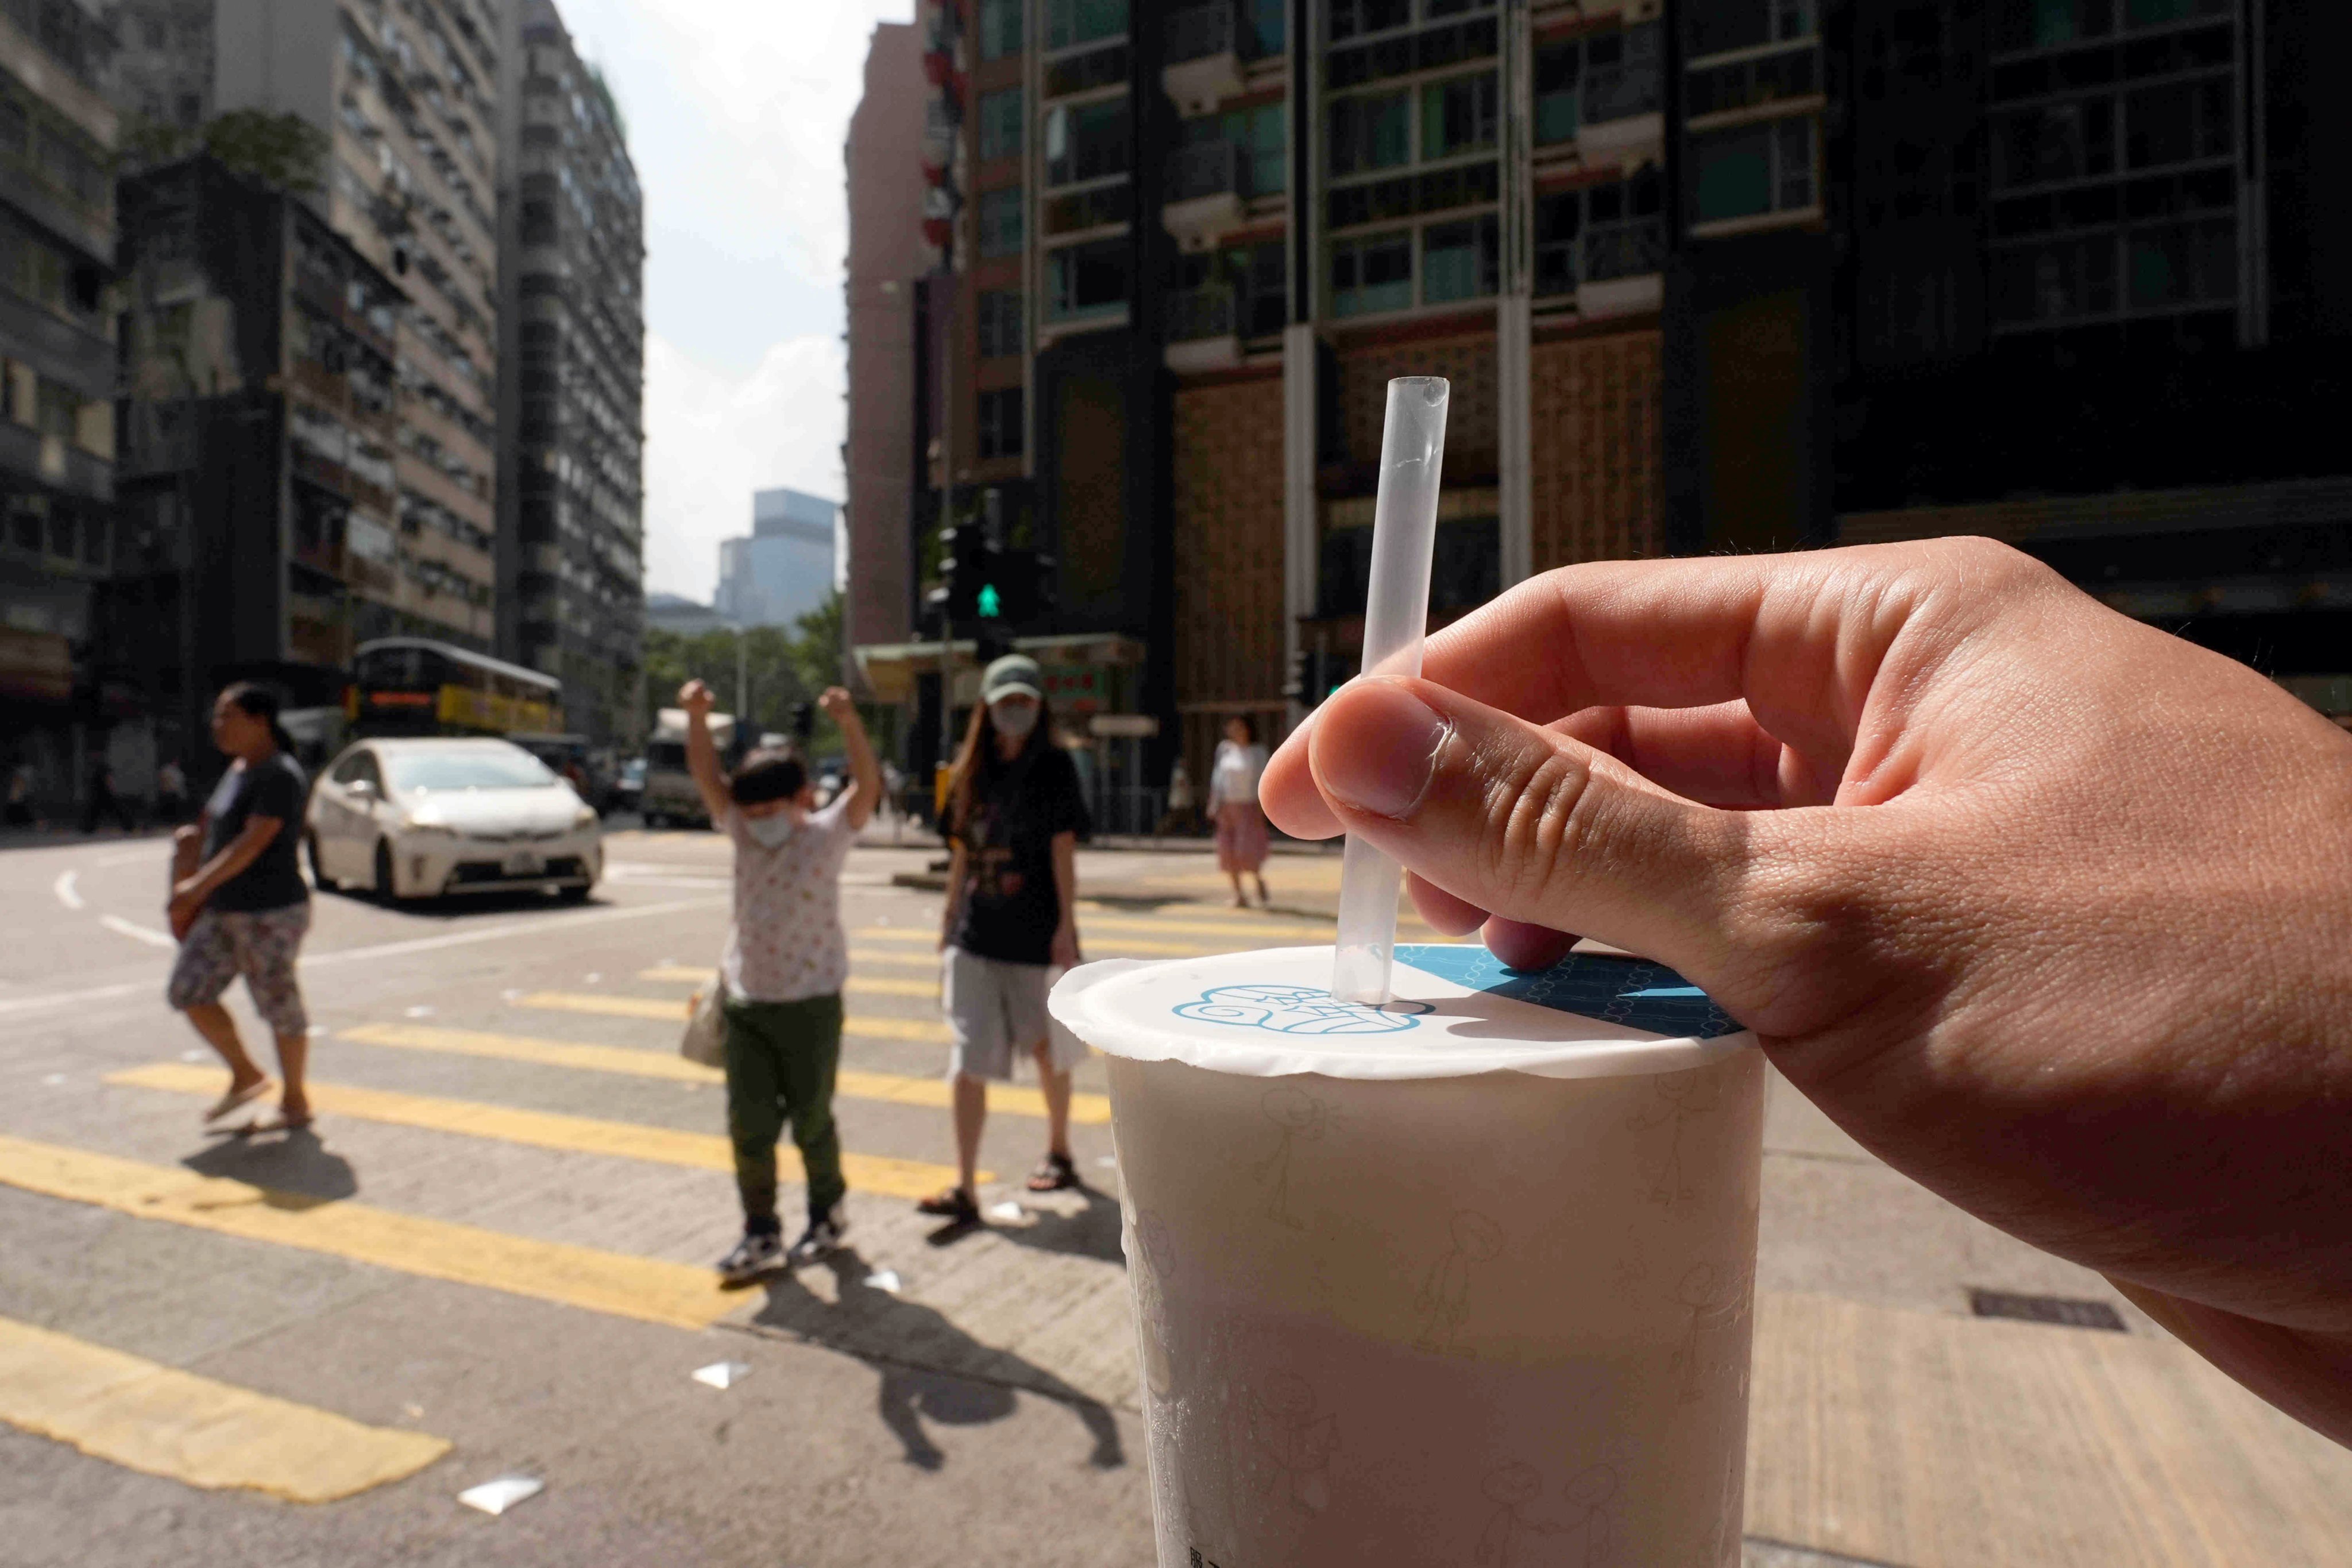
left=0, top=0, right=122, bottom=816
left=857, top=0, right=2352, bottom=795
left=843, top=20, right=929, bottom=675
left=716, top=487, right=839, bottom=631
left=115, top=154, right=407, bottom=766
left=107, top=0, right=505, bottom=654
left=495, top=0, right=644, bottom=747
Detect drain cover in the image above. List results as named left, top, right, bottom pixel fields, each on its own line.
left=1967, top=1288, right=2126, bottom=1331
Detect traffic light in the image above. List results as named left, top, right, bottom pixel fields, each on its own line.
left=1284, top=649, right=1327, bottom=709
left=925, top=521, right=992, bottom=624
left=991, top=549, right=1056, bottom=625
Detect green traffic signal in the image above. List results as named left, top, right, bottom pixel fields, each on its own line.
left=978, top=583, right=1002, bottom=618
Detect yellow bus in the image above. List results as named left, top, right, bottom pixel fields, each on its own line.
left=348, top=638, right=561, bottom=737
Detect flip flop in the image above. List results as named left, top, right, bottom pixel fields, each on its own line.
left=202, top=1078, right=273, bottom=1123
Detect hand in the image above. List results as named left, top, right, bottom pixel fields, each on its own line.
left=166, top=885, right=204, bottom=941
left=678, top=679, right=713, bottom=717
left=1262, top=538, right=2352, bottom=1445
left=1050, top=922, right=1080, bottom=970
left=818, top=686, right=856, bottom=723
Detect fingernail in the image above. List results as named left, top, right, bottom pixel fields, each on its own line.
left=1314, top=681, right=1447, bottom=818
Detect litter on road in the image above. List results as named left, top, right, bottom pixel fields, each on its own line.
left=457, top=1476, right=543, bottom=1516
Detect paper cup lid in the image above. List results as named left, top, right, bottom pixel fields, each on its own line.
left=1048, top=944, right=1754, bottom=1080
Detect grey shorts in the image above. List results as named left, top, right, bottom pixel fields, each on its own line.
left=943, top=946, right=1086, bottom=1082
left=167, top=902, right=312, bottom=1037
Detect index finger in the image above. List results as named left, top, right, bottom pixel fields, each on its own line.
left=1264, top=542, right=1989, bottom=838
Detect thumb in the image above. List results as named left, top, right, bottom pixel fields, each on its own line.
left=1307, top=677, right=1763, bottom=986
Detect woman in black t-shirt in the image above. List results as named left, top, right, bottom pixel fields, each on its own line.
left=918, top=655, right=1091, bottom=1226
left=164, top=683, right=316, bottom=1133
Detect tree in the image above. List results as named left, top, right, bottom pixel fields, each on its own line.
left=639, top=589, right=890, bottom=770
left=121, top=110, right=330, bottom=195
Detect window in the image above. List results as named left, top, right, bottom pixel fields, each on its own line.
left=1331, top=230, right=1413, bottom=316
left=1329, top=0, right=1411, bottom=40
left=1045, top=0, right=1127, bottom=51
left=979, top=87, right=1024, bottom=162
left=1584, top=22, right=1662, bottom=122
left=978, top=387, right=1025, bottom=459
left=1420, top=72, right=1498, bottom=161
left=2123, top=78, right=2231, bottom=169
left=1420, top=215, right=1497, bottom=303
left=1535, top=42, right=1580, bottom=143
left=1248, top=0, right=1288, bottom=53
left=978, top=289, right=1025, bottom=357
left=1690, top=117, right=1816, bottom=225
left=979, top=0, right=1023, bottom=60
left=1689, top=0, right=1816, bottom=60
left=1535, top=171, right=1664, bottom=293
left=1996, top=0, right=2227, bottom=53
left=1328, top=90, right=1409, bottom=176
left=979, top=187, right=1025, bottom=257
left=1046, top=238, right=1130, bottom=321
left=1044, top=99, right=1131, bottom=186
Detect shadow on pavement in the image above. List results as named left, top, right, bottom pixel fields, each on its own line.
left=180, top=1127, right=359, bottom=1206
left=749, top=1246, right=1125, bottom=1472
left=951, top=1182, right=1124, bottom=1266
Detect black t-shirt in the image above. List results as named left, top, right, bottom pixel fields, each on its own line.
left=202, top=754, right=311, bottom=913
left=949, top=745, right=1090, bottom=965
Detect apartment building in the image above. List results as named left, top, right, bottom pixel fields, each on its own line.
left=0, top=0, right=122, bottom=812
left=872, top=0, right=1674, bottom=781
left=870, top=0, right=2352, bottom=782
left=495, top=0, right=644, bottom=747
left=115, top=154, right=406, bottom=763
left=110, top=0, right=504, bottom=655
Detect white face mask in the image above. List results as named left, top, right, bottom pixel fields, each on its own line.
left=990, top=699, right=1038, bottom=739
left=743, top=811, right=795, bottom=848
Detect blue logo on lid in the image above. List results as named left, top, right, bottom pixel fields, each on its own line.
left=1174, top=984, right=1434, bottom=1036
left=1395, top=946, right=1743, bottom=1040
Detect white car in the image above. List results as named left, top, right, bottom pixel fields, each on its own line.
left=306, top=737, right=603, bottom=902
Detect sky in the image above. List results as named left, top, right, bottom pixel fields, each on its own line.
left=553, top=0, right=916, bottom=604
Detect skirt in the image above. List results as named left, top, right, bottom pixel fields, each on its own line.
left=1214, top=799, right=1270, bottom=874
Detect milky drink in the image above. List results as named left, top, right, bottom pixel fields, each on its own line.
left=1051, top=943, right=1764, bottom=1568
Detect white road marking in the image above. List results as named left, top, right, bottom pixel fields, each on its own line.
left=52, top=872, right=82, bottom=910
left=0, top=982, right=145, bottom=1018
left=297, top=895, right=723, bottom=970
left=99, top=916, right=175, bottom=949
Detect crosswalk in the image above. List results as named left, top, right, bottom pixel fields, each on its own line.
left=0, top=890, right=1318, bottom=1507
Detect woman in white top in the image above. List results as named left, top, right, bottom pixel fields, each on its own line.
left=1208, top=714, right=1271, bottom=907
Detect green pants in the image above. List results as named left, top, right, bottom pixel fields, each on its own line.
left=723, top=992, right=845, bottom=1227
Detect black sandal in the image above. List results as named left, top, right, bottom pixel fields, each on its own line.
left=916, top=1185, right=980, bottom=1223
left=1026, top=1152, right=1079, bottom=1193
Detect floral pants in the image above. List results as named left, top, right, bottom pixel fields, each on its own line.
left=166, top=902, right=312, bottom=1037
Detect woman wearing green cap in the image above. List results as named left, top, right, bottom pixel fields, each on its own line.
left=921, top=653, right=1093, bottom=1223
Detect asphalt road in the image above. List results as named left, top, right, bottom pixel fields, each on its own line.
left=2, top=825, right=2347, bottom=1567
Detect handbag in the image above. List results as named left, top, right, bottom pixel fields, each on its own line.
left=679, top=978, right=727, bottom=1068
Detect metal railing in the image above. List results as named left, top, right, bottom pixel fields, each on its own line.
left=1584, top=61, right=1663, bottom=123
left=1167, top=138, right=1245, bottom=204
left=1585, top=220, right=1666, bottom=282
left=1166, top=285, right=1237, bottom=342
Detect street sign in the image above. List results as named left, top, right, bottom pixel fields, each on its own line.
left=1089, top=713, right=1160, bottom=739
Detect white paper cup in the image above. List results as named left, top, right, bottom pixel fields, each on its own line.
left=1051, top=944, right=1764, bottom=1568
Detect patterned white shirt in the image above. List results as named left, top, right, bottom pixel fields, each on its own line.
left=720, top=796, right=858, bottom=1003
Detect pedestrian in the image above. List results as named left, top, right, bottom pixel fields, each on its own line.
left=1161, top=755, right=1195, bottom=836
left=166, top=683, right=315, bottom=1134
left=1209, top=714, right=1271, bottom=907
left=79, top=755, right=134, bottom=835
left=679, top=677, right=882, bottom=1283
left=1261, top=537, right=2352, bottom=1449
left=920, top=653, right=1091, bottom=1225
left=155, top=756, right=188, bottom=827
left=3, top=759, right=33, bottom=828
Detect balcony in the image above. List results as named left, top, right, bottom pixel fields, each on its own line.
left=1534, top=219, right=1666, bottom=314
left=1578, top=61, right=1664, bottom=162
left=1164, top=285, right=1238, bottom=371
left=1163, top=2, right=1257, bottom=115
left=1163, top=140, right=1248, bottom=252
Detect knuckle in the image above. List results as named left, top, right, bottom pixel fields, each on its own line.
left=1476, top=738, right=1601, bottom=917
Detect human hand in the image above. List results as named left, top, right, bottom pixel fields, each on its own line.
left=1261, top=538, right=2352, bottom=1445
left=166, top=885, right=204, bottom=941
left=818, top=686, right=856, bottom=722
left=678, top=679, right=713, bottom=717
left=1051, top=922, right=1081, bottom=970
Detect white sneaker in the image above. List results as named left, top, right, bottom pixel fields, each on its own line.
left=786, top=1204, right=849, bottom=1265
left=716, top=1230, right=785, bottom=1283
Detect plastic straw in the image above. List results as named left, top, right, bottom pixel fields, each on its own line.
left=1331, top=376, right=1449, bottom=1005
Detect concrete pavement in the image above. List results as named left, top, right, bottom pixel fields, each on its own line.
left=0, top=827, right=2346, bottom=1565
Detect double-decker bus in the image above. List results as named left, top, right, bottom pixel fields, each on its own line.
left=347, top=638, right=561, bottom=738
